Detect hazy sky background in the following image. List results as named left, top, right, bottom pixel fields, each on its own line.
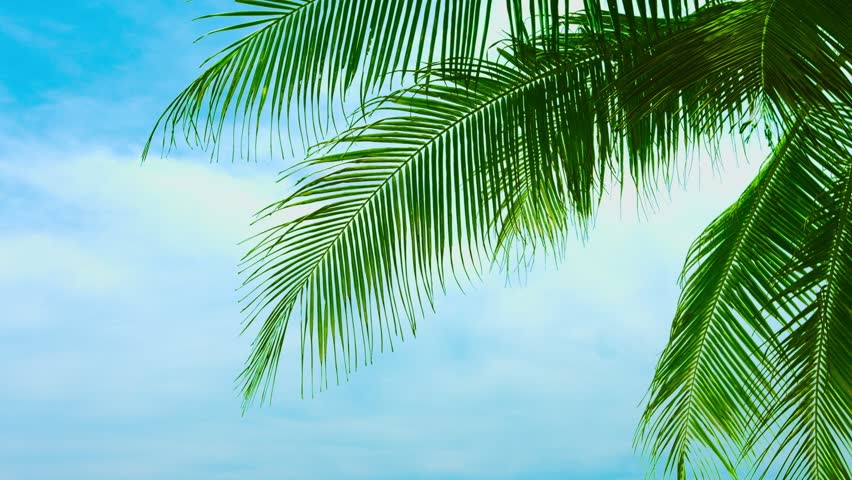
left=0, top=2, right=766, bottom=479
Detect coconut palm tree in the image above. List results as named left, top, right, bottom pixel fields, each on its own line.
left=145, top=1, right=851, bottom=478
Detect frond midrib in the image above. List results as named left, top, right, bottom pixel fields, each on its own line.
left=759, top=0, right=780, bottom=98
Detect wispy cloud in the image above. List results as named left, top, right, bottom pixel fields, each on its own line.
left=0, top=16, right=57, bottom=48
left=0, top=126, right=769, bottom=479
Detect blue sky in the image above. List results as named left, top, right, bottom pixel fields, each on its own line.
left=0, top=2, right=767, bottom=479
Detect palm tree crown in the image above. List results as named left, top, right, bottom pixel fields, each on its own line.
left=146, top=1, right=851, bottom=478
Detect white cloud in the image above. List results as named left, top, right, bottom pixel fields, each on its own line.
left=0, top=129, right=768, bottom=480
left=0, top=145, right=281, bottom=244
left=0, top=232, right=125, bottom=293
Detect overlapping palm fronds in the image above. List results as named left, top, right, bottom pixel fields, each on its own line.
left=237, top=28, right=646, bottom=404
left=606, top=1, right=851, bottom=476
left=636, top=108, right=849, bottom=479
left=746, top=107, right=852, bottom=480
left=147, top=1, right=851, bottom=478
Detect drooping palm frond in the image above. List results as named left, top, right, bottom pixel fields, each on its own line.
left=614, top=1, right=852, bottom=476
left=143, top=0, right=851, bottom=477
left=143, top=0, right=494, bottom=161
left=519, top=9, right=711, bottom=192
left=489, top=144, right=575, bottom=275
left=236, top=59, right=584, bottom=405
left=747, top=107, right=852, bottom=480
left=635, top=109, right=838, bottom=479
left=234, top=15, right=708, bottom=405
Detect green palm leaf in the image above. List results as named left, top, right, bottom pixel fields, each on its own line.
left=143, top=0, right=494, bottom=160
left=513, top=0, right=720, bottom=46
left=142, top=1, right=852, bottom=477
left=235, top=24, right=677, bottom=405
left=636, top=109, right=836, bottom=479
left=750, top=108, right=852, bottom=480
left=624, top=1, right=851, bottom=476
left=613, top=0, right=851, bottom=142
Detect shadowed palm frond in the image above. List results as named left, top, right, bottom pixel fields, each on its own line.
left=143, top=0, right=494, bottom=161
left=613, top=0, right=852, bottom=145
left=511, top=0, right=723, bottom=48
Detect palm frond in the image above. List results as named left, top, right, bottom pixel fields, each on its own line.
left=508, top=0, right=721, bottom=46
left=142, top=4, right=852, bottom=479
left=636, top=109, right=838, bottom=478
left=618, top=0, right=721, bottom=24
left=235, top=19, right=692, bottom=405
left=614, top=0, right=852, bottom=145
left=625, top=1, right=852, bottom=475
left=143, top=0, right=493, bottom=161
left=749, top=107, right=852, bottom=480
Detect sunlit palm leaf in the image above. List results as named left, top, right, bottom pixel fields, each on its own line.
left=144, top=1, right=852, bottom=477
left=624, top=1, right=851, bottom=476
left=235, top=24, right=681, bottom=405
left=749, top=107, right=852, bottom=480
left=636, top=109, right=838, bottom=478
left=143, top=0, right=493, bottom=160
